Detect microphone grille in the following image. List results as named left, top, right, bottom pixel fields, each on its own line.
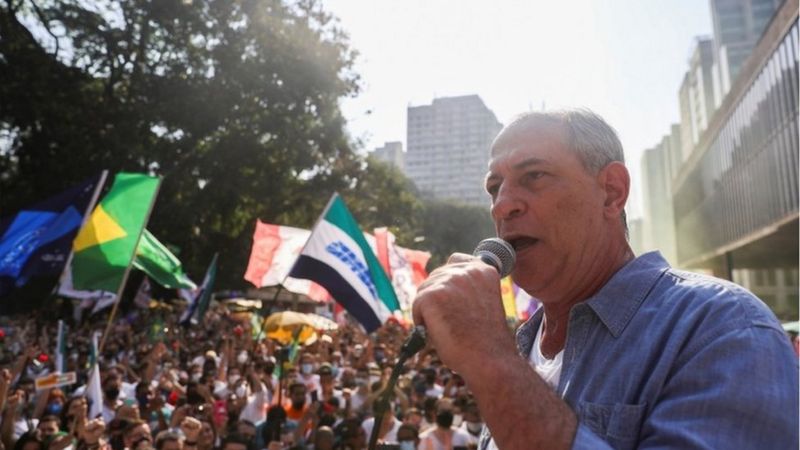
left=473, top=238, right=516, bottom=278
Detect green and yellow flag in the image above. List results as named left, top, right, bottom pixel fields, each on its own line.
left=71, top=173, right=160, bottom=292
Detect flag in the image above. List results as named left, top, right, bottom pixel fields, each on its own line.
left=0, top=174, right=105, bottom=296
left=87, top=333, right=103, bottom=419
left=133, top=277, right=151, bottom=309
left=513, top=283, right=541, bottom=321
left=369, top=229, right=430, bottom=315
left=500, top=276, right=518, bottom=319
left=288, top=194, right=398, bottom=333
left=180, top=253, right=217, bottom=326
left=57, top=268, right=116, bottom=302
left=244, top=222, right=329, bottom=301
left=403, top=248, right=431, bottom=287
left=133, top=230, right=196, bottom=290
left=91, top=295, right=118, bottom=315
left=71, top=173, right=160, bottom=292
left=55, top=320, right=67, bottom=373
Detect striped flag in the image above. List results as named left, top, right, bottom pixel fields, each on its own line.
left=288, top=194, right=399, bottom=333
left=180, top=253, right=217, bottom=326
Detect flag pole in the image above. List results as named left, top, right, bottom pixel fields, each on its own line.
left=52, top=170, right=110, bottom=297
left=99, top=176, right=162, bottom=354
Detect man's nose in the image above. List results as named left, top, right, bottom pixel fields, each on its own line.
left=491, top=183, right=525, bottom=220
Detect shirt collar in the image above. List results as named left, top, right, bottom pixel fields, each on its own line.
left=515, top=251, right=669, bottom=353
left=584, top=251, right=670, bottom=337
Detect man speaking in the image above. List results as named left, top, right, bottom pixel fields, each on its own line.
left=411, top=109, right=798, bottom=449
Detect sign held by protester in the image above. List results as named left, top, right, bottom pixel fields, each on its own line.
left=35, top=371, right=76, bottom=391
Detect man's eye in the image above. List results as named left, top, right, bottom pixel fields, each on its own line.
left=486, top=184, right=499, bottom=196
left=525, top=171, right=544, bottom=181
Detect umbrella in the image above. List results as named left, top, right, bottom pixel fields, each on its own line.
left=264, top=311, right=338, bottom=344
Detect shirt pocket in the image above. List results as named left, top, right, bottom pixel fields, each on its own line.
left=577, top=401, right=647, bottom=449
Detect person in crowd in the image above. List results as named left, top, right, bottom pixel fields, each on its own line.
left=359, top=398, right=402, bottom=445
left=455, top=400, right=481, bottom=447
left=417, top=399, right=471, bottom=450
left=411, top=108, right=799, bottom=449
left=395, top=425, right=419, bottom=450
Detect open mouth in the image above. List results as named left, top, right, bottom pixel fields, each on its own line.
left=507, top=236, right=538, bottom=252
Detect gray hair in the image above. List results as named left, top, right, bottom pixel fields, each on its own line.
left=492, top=108, right=628, bottom=233
left=495, top=108, right=625, bottom=172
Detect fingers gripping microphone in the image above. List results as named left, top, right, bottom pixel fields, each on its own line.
left=401, top=238, right=516, bottom=359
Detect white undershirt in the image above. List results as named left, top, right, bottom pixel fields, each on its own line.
left=528, top=321, right=564, bottom=389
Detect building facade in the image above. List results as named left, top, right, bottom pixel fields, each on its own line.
left=672, top=0, right=798, bottom=317
left=710, top=0, right=783, bottom=102
left=405, top=95, right=503, bottom=207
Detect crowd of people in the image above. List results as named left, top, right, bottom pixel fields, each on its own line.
left=0, top=302, right=490, bottom=450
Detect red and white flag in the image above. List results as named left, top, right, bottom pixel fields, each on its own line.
left=244, top=221, right=330, bottom=301
left=245, top=221, right=431, bottom=308
left=370, top=228, right=431, bottom=314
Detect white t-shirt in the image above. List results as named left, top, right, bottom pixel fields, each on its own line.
left=419, top=427, right=472, bottom=450
left=361, top=416, right=402, bottom=443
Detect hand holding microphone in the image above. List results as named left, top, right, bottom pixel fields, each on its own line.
left=406, top=238, right=517, bottom=377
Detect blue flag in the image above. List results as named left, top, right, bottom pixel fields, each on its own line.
left=0, top=174, right=105, bottom=296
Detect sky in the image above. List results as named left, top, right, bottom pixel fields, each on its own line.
left=322, top=0, right=713, bottom=217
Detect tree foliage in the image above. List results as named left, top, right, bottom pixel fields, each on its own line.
left=419, top=199, right=496, bottom=268
left=0, top=0, right=495, bottom=290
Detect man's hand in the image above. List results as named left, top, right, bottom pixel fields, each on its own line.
left=411, top=253, right=517, bottom=379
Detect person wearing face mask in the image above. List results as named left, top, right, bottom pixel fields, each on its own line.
left=455, top=401, right=482, bottom=447
left=296, top=354, right=321, bottom=400
left=417, top=400, right=471, bottom=450
left=396, top=424, right=420, bottom=450
left=40, top=389, right=66, bottom=418
left=101, top=373, right=125, bottom=423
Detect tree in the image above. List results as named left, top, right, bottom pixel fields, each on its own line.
left=418, top=198, right=496, bottom=268
left=0, top=0, right=430, bottom=288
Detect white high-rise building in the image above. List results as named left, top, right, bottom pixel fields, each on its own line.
left=371, top=141, right=404, bottom=171
left=709, top=0, right=782, bottom=102
left=405, top=95, right=503, bottom=207
left=678, top=38, right=717, bottom=160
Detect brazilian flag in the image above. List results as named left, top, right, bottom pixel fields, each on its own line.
left=71, top=173, right=160, bottom=292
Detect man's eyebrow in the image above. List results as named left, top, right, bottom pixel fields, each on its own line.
left=512, top=157, right=547, bottom=169
left=487, top=156, right=548, bottom=181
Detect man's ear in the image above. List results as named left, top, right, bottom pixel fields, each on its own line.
left=599, top=162, right=630, bottom=220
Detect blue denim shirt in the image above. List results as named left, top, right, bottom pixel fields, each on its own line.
left=480, top=251, right=799, bottom=449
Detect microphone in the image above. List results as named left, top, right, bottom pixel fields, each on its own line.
left=400, top=238, right=516, bottom=358
left=473, top=237, right=516, bottom=278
